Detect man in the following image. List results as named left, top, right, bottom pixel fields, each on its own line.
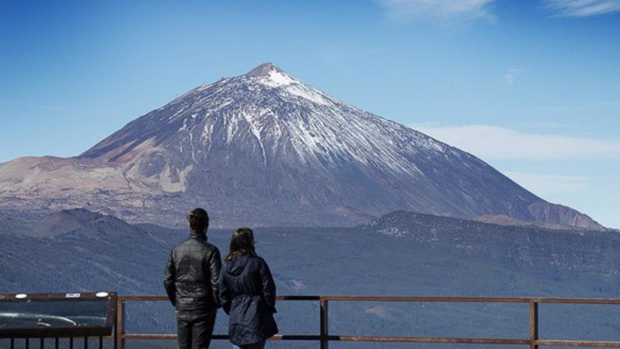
left=164, top=208, right=221, bottom=349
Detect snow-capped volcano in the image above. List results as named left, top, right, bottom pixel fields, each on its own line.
left=0, top=63, right=604, bottom=230
left=83, top=62, right=446, bottom=177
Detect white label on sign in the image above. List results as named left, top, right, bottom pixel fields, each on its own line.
left=65, top=293, right=81, bottom=298
left=96, top=292, right=109, bottom=298
left=15, top=294, right=27, bottom=299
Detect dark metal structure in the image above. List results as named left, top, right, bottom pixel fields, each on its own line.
left=4, top=293, right=620, bottom=348
left=116, top=295, right=620, bottom=349
left=0, top=292, right=116, bottom=349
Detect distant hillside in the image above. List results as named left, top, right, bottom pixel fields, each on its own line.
left=1, top=209, right=619, bottom=348
left=2, top=208, right=618, bottom=295
left=366, top=210, right=620, bottom=274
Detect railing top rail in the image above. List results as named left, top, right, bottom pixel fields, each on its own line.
left=117, top=295, right=620, bottom=304
left=114, top=294, right=620, bottom=349
left=322, top=296, right=620, bottom=304
left=118, top=295, right=321, bottom=302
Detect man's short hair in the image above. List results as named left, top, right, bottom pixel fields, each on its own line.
left=187, top=208, right=209, bottom=233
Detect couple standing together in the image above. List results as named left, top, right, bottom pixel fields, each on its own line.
left=164, top=208, right=278, bottom=349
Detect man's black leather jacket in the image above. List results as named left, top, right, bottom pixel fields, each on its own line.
left=164, top=232, right=222, bottom=311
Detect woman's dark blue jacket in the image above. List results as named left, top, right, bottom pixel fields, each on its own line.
left=219, top=254, right=278, bottom=346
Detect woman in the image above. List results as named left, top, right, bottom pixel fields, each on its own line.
left=219, top=228, right=278, bottom=349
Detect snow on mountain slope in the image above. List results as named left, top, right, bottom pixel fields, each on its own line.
left=0, top=63, right=605, bottom=230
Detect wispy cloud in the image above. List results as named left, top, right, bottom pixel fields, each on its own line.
left=375, top=0, right=498, bottom=25
left=543, top=0, right=620, bottom=17
left=410, top=124, right=620, bottom=160
left=376, top=0, right=620, bottom=23
left=503, top=171, right=588, bottom=195
left=504, top=68, right=522, bottom=86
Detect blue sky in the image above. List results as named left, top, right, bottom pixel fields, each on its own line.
left=1, top=0, right=619, bottom=227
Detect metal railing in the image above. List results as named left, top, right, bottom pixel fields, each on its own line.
left=116, top=295, right=620, bottom=349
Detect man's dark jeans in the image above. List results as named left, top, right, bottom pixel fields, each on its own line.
left=176, top=309, right=217, bottom=349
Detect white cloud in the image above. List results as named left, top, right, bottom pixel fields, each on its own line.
left=504, top=68, right=522, bottom=86
left=503, top=171, right=588, bottom=195
left=411, top=124, right=620, bottom=160
left=544, top=0, right=620, bottom=17
left=376, top=0, right=498, bottom=24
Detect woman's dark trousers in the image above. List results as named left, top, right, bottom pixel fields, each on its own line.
left=176, top=309, right=217, bottom=349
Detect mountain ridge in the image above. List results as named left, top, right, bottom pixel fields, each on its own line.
left=2, top=207, right=619, bottom=344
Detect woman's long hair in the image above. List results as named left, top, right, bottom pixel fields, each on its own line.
left=225, top=227, right=256, bottom=261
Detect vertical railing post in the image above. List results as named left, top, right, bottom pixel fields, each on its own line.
left=529, top=301, right=539, bottom=349
left=115, top=298, right=125, bottom=349
left=320, top=297, right=329, bottom=349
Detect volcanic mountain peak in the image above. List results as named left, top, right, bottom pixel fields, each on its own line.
left=244, top=62, right=285, bottom=77
left=0, top=63, right=606, bottom=230
left=241, top=63, right=334, bottom=107
left=237, top=62, right=293, bottom=88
